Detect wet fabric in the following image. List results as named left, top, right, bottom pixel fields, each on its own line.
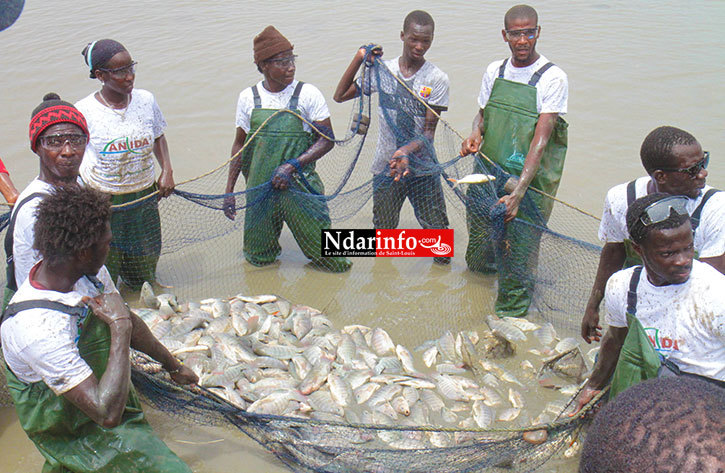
left=609, top=267, right=661, bottom=399
left=465, top=70, right=568, bottom=317
left=106, top=184, right=161, bottom=290
left=241, top=84, right=351, bottom=272
left=4, top=303, right=190, bottom=472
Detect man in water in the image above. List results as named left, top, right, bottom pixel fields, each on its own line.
left=460, top=4, right=569, bottom=317
left=574, top=193, right=725, bottom=412
left=582, top=126, right=724, bottom=342
left=2, top=185, right=197, bottom=472
left=223, top=26, right=351, bottom=272
left=334, top=10, right=451, bottom=264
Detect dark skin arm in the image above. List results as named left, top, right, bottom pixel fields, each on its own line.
left=582, top=242, right=627, bottom=343
left=572, top=326, right=628, bottom=414
left=333, top=47, right=383, bottom=103
left=129, top=312, right=198, bottom=385
left=153, top=134, right=174, bottom=198
left=699, top=254, right=725, bottom=274
left=461, top=111, right=559, bottom=222
left=223, top=118, right=335, bottom=219
left=62, top=293, right=133, bottom=428
left=389, top=108, right=442, bottom=181
left=0, top=171, right=19, bottom=205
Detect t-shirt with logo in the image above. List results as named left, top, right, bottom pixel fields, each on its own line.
left=357, top=57, right=450, bottom=175
left=604, top=260, right=725, bottom=381
left=598, top=176, right=725, bottom=258
left=235, top=80, right=330, bottom=135
left=2, top=264, right=117, bottom=394
left=477, top=55, right=567, bottom=115
left=76, top=88, right=167, bottom=194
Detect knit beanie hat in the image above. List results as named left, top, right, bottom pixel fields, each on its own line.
left=253, top=26, right=293, bottom=64
left=29, top=93, right=89, bottom=152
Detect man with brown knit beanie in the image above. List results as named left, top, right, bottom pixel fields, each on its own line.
left=223, top=26, right=351, bottom=272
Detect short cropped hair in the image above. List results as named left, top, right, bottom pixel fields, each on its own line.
left=504, top=5, right=538, bottom=29
left=33, top=185, right=111, bottom=265
left=640, top=126, right=698, bottom=174
left=580, top=376, right=725, bottom=473
left=626, top=192, right=690, bottom=245
left=403, top=10, right=434, bottom=33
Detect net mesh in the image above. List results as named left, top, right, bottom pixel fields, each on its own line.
left=0, top=51, right=606, bottom=471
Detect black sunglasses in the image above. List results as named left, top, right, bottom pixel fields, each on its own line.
left=638, top=195, right=689, bottom=227
left=659, top=151, right=709, bottom=179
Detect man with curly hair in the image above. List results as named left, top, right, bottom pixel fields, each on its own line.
left=579, top=377, right=725, bottom=472
left=1, top=185, right=197, bottom=472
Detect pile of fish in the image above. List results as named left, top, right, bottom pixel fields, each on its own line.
left=133, top=283, right=597, bottom=450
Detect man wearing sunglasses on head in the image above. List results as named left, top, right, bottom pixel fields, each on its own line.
left=460, top=4, right=569, bottom=318
left=582, top=126, right=724, bottom=343
left=573, top=193, right=725, bottom=412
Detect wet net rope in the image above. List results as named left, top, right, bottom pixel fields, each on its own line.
left=0, top=48, right=607, bottom=471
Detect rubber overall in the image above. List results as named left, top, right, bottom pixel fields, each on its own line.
left=2, top=287, right=190, bottom=472
left=106, top=184, right=161, bottom=290
left=240, top=82, right=351, bottom=272
left=465, top=59, right=568, bottom=317
left=622, top=183, right=718, bottom=268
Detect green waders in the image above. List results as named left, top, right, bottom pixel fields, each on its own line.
left=240, top=82, right=351, bottom=272
left=106, top=184, right=162, bottom=290
left=465, top=59, right=568, bottom=318
left=3, top=297, right=190, bottom=473
left=609, top=266, right=661, bottom=399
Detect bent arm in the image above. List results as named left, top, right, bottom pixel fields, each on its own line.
left=390, top=109, right=441, bottom=180
left=582, top=242, right=627, bottom=342
left=700, top=254, right=725, bottom=274
left=153, top=134, right=174, bottom=197
left=225, top=127, right=248, bottom=194
left=62, top=318, right=132, bottom=428
left=334, top=49, right=367, bottom=103
left=461, top=108, right=485, bottom=156
left=588, top=326, right=628, bottom=390
left=0, top=172, right=19, bottom=205
left=297, top=117, right=335, bottom=165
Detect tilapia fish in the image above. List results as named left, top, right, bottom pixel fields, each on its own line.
left=133, top=291, right=585, bottom=451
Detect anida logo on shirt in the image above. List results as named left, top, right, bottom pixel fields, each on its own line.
left=418, top=86, right=432, bottom=99
left=644, top=327, right=681, bottom=353
left=101, top=137, right=150, bottom=156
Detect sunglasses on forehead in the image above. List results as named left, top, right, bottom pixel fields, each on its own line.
left=659, top=151, right=709, bottom=179
left=638, top=195, right=689, bottom=227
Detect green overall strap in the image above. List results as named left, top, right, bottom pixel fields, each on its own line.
left=609, top=266, right=663, bottom=399
left=690, top=188, right=719, bottom=231
left=622, top=180, right=643, bottom=268
left=4, top=192, right=47, bottom=292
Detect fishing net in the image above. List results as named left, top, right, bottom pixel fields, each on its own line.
left=0, top=48, right=607, bottom=471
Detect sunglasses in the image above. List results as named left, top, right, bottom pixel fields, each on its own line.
left=639, top=195, right=689, bottom=227
left=39, top=133, right=88, bottom=150
left=659, top=151, right=709, bottom=179
left=505, top=27, right=538, bottom=41
left=99, top=61, right=137, bottom=77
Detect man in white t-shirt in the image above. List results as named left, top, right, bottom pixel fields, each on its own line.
left=582, top=126, right=724, bottom=343
left=574, top=193, right=725, bottom=412
left=334, top=11, right=451, bottom=263
left=460, top=5, right=569, bottom=318
left=223, top=26, right=351, bottom=272
left=2, top=185, right=196, bottom=471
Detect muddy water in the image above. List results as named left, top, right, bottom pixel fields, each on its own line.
left=0, top=0, right=723, bottom=471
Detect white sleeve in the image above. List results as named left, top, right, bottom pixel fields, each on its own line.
left=18, top=316, right=94, bottom=395
left=150, top=94, right=167, bottom=139
left=477, top=63, right=497, bottom=109
left=428, top=72, right=449, bottom=110
left=302, top=84, right=330, bottom=123
left=695, top=192, right=725, bottom=258
left=235, top=90, right=253, bottom=133
left=539, top=69, right=568, bottom=114
left=97, top=266, right=119, bottom=294
left=598, top=187, right=628, bottom=243
left=13, top=204, right=41, bottom=287
left=604, top=272, right=628, bottom=328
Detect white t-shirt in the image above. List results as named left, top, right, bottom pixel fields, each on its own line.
left=477, top=55, right=567, bottom=115
left=358, top=57, right=450, bottom=175
left=235, top=80, right=330, bottom=135
left=598, top=176, right=725, bottom=258
left=2, top=265, right=117, bottom=394
left=604, top=261, right=725, bottom=381
left=76, top=88, right=167, bottom=194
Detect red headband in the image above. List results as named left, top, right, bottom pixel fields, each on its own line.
left=29, top=105, right=89, bottom=152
